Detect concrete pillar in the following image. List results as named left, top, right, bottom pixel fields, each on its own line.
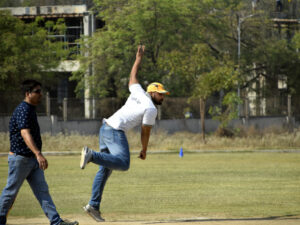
left=63, top=98, right=68, bottom=121
left=83, top=12, right=93, bottom=119
left=92, top=98, right=96, bottom=119
left=287, top=94, right=293, bottom=132
left=84, top=79, right=91, bottom=119
left=46, top=92, right=50, bottom=117
left=288, top=94, right=291, bottom=119
left=51, top=115, right=57, bottom=135
left=83, top=12, right=97, bottom=119
left=245, top=97, right=249, bottom=120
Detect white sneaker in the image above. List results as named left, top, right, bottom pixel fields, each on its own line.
left=80, top=146, right=92, bottom=169
left=83, top=204, right=105, bottom=222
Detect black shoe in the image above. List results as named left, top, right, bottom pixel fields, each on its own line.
left=83, top=204, right=105, bottom=222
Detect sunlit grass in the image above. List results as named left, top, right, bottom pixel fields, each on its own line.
left=0, top=153, right=299, bottom=221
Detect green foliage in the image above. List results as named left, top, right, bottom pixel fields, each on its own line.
left=209, top=92, right=242, bottom=128
left=72, top=0, right=300, bottom=104
left=292, top=32, right=300, bottom=51
left=160, top=43, right=239, bottom=98
left=72, top=0, right=240, bottom=98
left=0, top=11, right=69, bottom=92
left=72, top=0, right=197, bottom=98
left=160, top=42, right=240, bottom=129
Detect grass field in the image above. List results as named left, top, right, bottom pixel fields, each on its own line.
left=0, top=152, right=300, bottom=223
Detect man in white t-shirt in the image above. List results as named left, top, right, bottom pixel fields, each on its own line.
left=79, top=45, right=169, bottom=222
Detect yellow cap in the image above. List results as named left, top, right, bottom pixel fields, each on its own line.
left=147, top=82, right=170, bottom=95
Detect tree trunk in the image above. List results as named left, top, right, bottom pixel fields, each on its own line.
left=200, top=98, right=206, bottom=143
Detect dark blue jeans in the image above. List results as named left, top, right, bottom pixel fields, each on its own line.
left=0, top=154, right=61, bottom=225
left=88, top=123, right=130, bottom=210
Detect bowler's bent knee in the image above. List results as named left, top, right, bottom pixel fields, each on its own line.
left=120, top=160, right=130, bottom=171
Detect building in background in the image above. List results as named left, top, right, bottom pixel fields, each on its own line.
left=0, top=0, right=104, bottom=118
left=243, top=0, right=300, bottom=117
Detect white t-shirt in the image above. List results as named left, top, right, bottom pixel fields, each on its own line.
left=104, top=84, right=157, bottom=131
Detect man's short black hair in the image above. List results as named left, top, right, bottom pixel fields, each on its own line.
left=21, top=80, right=42, bottom=95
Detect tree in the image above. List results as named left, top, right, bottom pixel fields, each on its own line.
left=161, top=44, right=239, bottom=141
left=71, top=0, right=195, bottom=98
left=71, top=0, right=245, bottom=136
left=0, top=11, right=68, bottom=92
left=72, top=0, right=300, bottom=122
left=290, top=32, right=300, bottom=94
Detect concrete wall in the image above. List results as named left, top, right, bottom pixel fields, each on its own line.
left=0, top=5, right=87, bottom=16
left=0, top=116, right=296, bottom=135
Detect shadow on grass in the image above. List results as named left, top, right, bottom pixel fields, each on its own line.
left=145, top=215, right=300, bottom=224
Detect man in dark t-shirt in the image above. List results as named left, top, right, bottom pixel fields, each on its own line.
left=9, top=100, right=42, bottom=157
left=0, top=80, right=78, bottom=225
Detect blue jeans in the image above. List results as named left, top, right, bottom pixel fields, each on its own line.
left=0, top=154, right=62, bottom=225
left=89, top=123, right=130, bottom=210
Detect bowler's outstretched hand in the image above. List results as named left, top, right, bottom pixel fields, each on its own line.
left=136, top=45, right=145, bottom=62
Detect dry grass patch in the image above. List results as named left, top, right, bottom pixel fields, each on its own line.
left=1, top=127, right=300, bottom=153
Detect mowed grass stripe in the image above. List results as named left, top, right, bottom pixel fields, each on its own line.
left=0, top=153, right=299, bottom=221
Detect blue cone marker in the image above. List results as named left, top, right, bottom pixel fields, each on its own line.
left=179, top=147, right=183, bottom=157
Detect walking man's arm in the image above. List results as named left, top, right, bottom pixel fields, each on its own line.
left=21, top=129, right=48, bottom=170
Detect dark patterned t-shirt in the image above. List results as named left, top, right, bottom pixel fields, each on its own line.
left=9, top=101, right=42, bottom=157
